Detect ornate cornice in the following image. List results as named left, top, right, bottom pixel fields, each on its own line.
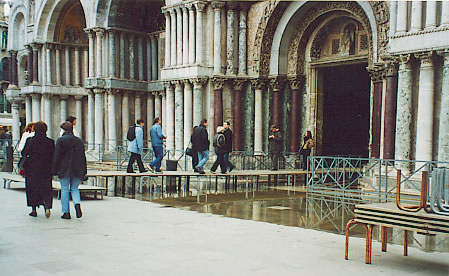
left=391, top=26, right=449, bottom=39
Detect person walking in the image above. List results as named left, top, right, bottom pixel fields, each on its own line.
left=300, top=131, right=314, bottom=169
left=149, top=117, right=166, bottom=173
left=18, top=123, right=35, bottom=153
left=211, top=126, right=227, bottom=174
left=190, top=126, right=199, bottom=170
left=192, top=119, right=209, bottom=174
left=223, top=121, right=235, bottom=172
left=20, top=121, right=55, bottom=218
left=52, top=122, right=87, bottom=219
left=126, top=119, right=147, bottom=173
left=268, top=125, right=282, bottom=171
left=59, top=116, right=79, bottom=137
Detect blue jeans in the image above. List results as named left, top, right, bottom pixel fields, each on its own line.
left=150, top=145, right=164, bottom=169
left=60, top=176, right=81, bottom=213
left=197, top=150, right=209, bottom=170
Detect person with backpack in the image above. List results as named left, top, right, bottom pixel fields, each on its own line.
left=149, top=117, right=166, bottom=173
left=223, top=121, right=235, bottom=172
left=210, top=126, right=227, bottom=174
left=191, top=119, right=209, bottom=174
left=126, top=119, right=147, bottom=173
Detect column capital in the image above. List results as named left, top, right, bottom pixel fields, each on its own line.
left=212, top=77, right=225, bottom=90
left=250, top=78, right=268, bottom=90
left=437, top=49, right=449, bottom=66
left=163, top=81, right=174, bottom=90
left=74, top=95, right=84, bottom=101
left=269, top=76, right=287, bottom=92
left=171, top=80, right=184, bottom=89
left=93, top=28, right=105, bottom=37
left=366, top=65, right=385, bottom=83
left=31, top=93, right=41, bottom=99
left=60, top=95, right=68, bottom=100
left=414, top=51, right=434, bottom=66
left=186, top=3, right=194, bottom=11
left=384, top=60, right=398, bottom=76
left=31, top=43, right=43, bottom=50
left=211, top=1, right=225, bottom=10
left=287, top=75, right=305, bottom=90
left=397, top=54, right=413, bottom=71
left=232, top=79, right=247, bottom=91
left=93, top=88, right=105, bottom=95
left=182, top=79, right=192, bottom=86
left=191, top=77, right=208, bottom=88
left=194, top=2, right=207, bottom=12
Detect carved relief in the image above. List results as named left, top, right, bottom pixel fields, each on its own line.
left=369, top=1, right=389, bottom=59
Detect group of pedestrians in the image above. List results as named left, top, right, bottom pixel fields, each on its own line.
left=19, top=117, right=87, bottom=220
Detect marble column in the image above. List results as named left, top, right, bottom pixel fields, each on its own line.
left=31, top=93, right=41, bottom=122
left=269, top=77, right=285, bottom=130
left=147, top=94, right=155, bottom=139
left=138, top=36, right=144, bottom=80
left=135, top=92, right=142, bottom=120
left=425, top=1, right=437, bottom=29
left=9, top=51, right=17, bottom=86
left=108, top=90, right=117, bottom=150
left=415, top=52, right=435, bottom=162
left=129, top=35, right=136, bottom=80
left=65, top=46, right=71, bottom=85
left=163, top=10, right=171, bottom=67
left=55, top=46, right=62, bottom=85
left=170, top=9, right=177, bottom=66
left=87, top=31, right=94, bottom=78
left=83, top=48, right=88, bottom=81
left=212, top=77, right=224, bottom=134
left=410, top=1, right=423, bottom=32
left=41, top=47, right=46, bottom=85
left=396, top=1, right=408, bottom=34
left=122, top=91, right=129, bottom=143
left=395, top=55, right=413, bottom=163
left=383, top=61, right=398, bottom=160
left=438, top=50, right=449, bottom=162
left=109, top=31, right=116, bottom=78
left=95, top=29, right=104, bottom=77
left=192, top=78, right=206, bottom=126
left=120, top=32, right=125, bottom=78
left=26, top=46, right=33, bottom=85
left=389, top=1, right=398, bottom=37
left=367, top=66, right=384, bottom=159
left=176, top=7, right=183, bottom=66
left=25, top=96, right=32, bottom=124
left=46, top=45, right=52, bottom=85
left=183, top=79, right=193, bottom=149
left=182, top=7, right=189, bottom=65
left=162, top=91, right=167, bottom=135
left=212, top=2, right=224, bottom=75
left=442, top=1, right=449, bottom=28
left=151, top=36, right=158, bottom=80
left=288, top=76, right=303, bottom=152
left=232, top=79, right=246, bottom=151
left=165, top=82, right=175, bottom=153
left=60, top=96, right=67, bottom=125
left=155, top=92, right=162, bottom=119
left=74, top=47, right=81, bottom=86
left=194, top=3, right=205, bottom=65
left=11, top=101, right=20, bottom=144
left=187, top=4, right=195, bottom=65
left=173, top=80, right=184, bottom=156
left=32, top=44, right=40, bottom=83
left=146, top=37, right=152, bottom=81
left=251, top=78, right=265, bottom=153
left=226, top=3, right=237, bottom=75
left=44, top=95, right=52, bottom=138
left=88, top=90, right=95, bottom=149
left=75, top=96, right=83, bottom=138
left=94, top=89, right=105, bottom=148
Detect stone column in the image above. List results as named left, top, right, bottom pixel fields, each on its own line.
left=389, top=1, right=398, bottom=37
left=183, top=79, right=193, bottom=149
left=238, top=5, right=248, bottom=75
left=109, top=30, right=116, bottom=78
left=95, top=29, right=104, bottom=77
left=173, top=80, right=184, bottom=156
left=88, top=90, right=95, bottom=149
left=11, top=101, right=21, bottom=144
left=65, top=46, right=71, bottom=85
left=41, top=47, right=46, bottom=85
left=25, top=96, right=32, bottom=124
left=438, top=50, right=449, bottom=162
left=31, top=93, right=41, bottom=122
left=46, top=44, right=52, bottom=85
left=146, top=37, right=152, bottom=81
left=9, top=51, right=17, bottom=86
left=212, top=2, right=224, bottom=75
left=182, top=7, right=189, bottom=65
left=269, top=77, right=285, bottom=129
left=151, top=36, right=158, bottom=80
left=415, top=52, right=435, bottom=162
left=83, top=48, right=88, bottom=82
left=396, top=1, right=408, bottom=34
left=60, top=96, right=67, bottom=125
left=176, top=7, right=183, bottom=66
left=147, top=94, right=155, bottom=139
left=75, top=96, right=83, bottom=138
left=425, top=1, right=437, bottom=29
left=170, top=9, right=177, bottom=66
left=55, top=46, right=62, bottom=85
left=120, top=32, right=125, bottom=78
left=212, top=77, right=225, bottom=134
left=251, top=78, right=266, bottom=153
left=135, top=92, right=142, bottom=120
left=383, top=61, right=398, bottom=160
left=232, top=79, right=246, bottom=151
left=165, top=82, right=175, bottom=153
left=138, top=36, right=144, bottom=80
left=410, top=1, right=423, bottom=32
left=195, top=3, right=205, bottom=65
left=155, top=92, right=162, bottom=119
left=288, top=76, right=304, bottom=152
left=163, top=9, right=171, bottom=67
left=192, top=78, right=206, bottom=126
left=367, top=66, right=385, bottom=159
left=74, top=47, right=81, bottom=86
left=94, top=89, right=105, bottom=148
left=187, top=4, right=195, bottom=65
left=121, top=91, right=129, bottom=143
left=108, top=90, right=117, bottom=151
left=44, top=95, right=52, bottom=138
left=226, top=3, right=237, bottom=75
left=26, top=46, right=33, bottom=85
left=129, top=34, right=135, bottom=80
left=395, top=55, right=413, bottom=163
left=32, top=44, right=40, bottom=83
left=162, top=91, right=167, bottom=135
left=442, top=1, right=449, bottom=28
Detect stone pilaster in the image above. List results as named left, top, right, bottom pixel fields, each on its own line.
left=383, top=60, right=398, bottom=160
left=31, top=93, right=41, bottom=122
left=170, top=8, right=177, bottom=66
left=94, top=89, right=105, bottom=148
left=88, top=90, right=95, bottom=149
left=192, top=78, right=207, bottom=126
left=60, top=95, right=67, bottom=125
left=74, top=47, right=81, bottom=86
left=155, top=92, right=162, bottom=119
left=163, top=8, right=171, bottom=67
left=43, top=94, right=52, bottom=138
left=129, top=34, right=136, bottom=80
left=31, top=44, right=41, bottom=84
left=121, top=91, right=129, bottom=144
left=182, top=6, right=189, bottom=65
left=25, top=96, right=32, bottom=124
left=212, top=1, right=225, bottom=75
left=138, top=36, right=144, bottom=81
left=232, top=79, right=247, bottom=151
left=107, top=90, right=117, bottom=150
left=119, top=32, right=125, bottom=79
left=194, top=2, right=205, bottom=65
left=109, top=30, right=116, bottom=78
left=164, top=82, right=175, bottom=153
left=367, top=65, right=385, bottom=159
left=187, top=4, right=195, bottom=65
left=441, top=1, right=449, bottom=28
left=26, top=45, right=33, bottom=85
left=438, top=50, right=449, bottom=163
left=396, top=1, right=408, bottom=34
left=46, top=44, right=52, bottom=85
left=135, top=92, right=142, bottom=121
left=226, top=2, right=238, bottom=75
left=183, top=79, right=193, bottom=149
left=151, top=36, right=158, bottom=80
left=9, top=50, right=18, bottom=86
left=410, top=1, right=423, bottom=32
left=74, top=95, right=83, bottom=139
left=425, top=1, right=437, bottom=30
left=55, top=45, right=62, bottom=85
left=87, top=30, right=95, bottom=78
left=147, top=93, right=155, bottom=139
left=95, top=28, right=104, bottom=77
left=176, top=7, right=183, bottom=66
left=146, top=36, right=152, bottom=81
left=251, top=78, right=267, bottom=153
left=173, top=80, right=184, bottom=156
left=389, top=1, right=397, bottom=37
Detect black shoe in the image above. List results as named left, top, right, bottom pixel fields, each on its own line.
left=155, top=168, right=162, bottom=173
left=139, top=170, right=148, bottom=173
left=29, top=211, right=37, bottom=217
left=127, top=170, right=135, bottom=173
left=229, top=165, right=235, bottom=172
left=199, top=170, right=205, bottom=175
left=194, top=167, right=200, bottom=173
left=221, top=171, right=227, bottom=174
left=61, top=213, right=71, bottom=219
left=75, top=204, right=82, bottom=218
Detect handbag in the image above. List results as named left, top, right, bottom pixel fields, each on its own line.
left=185, top=141, right=194, bottom=157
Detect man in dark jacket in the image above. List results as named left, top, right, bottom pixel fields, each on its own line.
left=268, top=125, right=282, bottom=171
left=223, top=121, right=235, bottom=172
left=52, top=121, right=87, bottom=219
left=211, top=126, right=227, bottom=174
left=191, top=119, right=209, bottom=174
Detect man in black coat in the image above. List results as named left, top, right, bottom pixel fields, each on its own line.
left=223, top=121, right=235, bottom=172
left=268, top=125, right=282, bottom=171
left=52, top=122, right=87, bottom=219
left=191, top=119, right=209, bottom=174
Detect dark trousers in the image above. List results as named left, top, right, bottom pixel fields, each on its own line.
left=127, top=152, right=146, bottom=172
left=211, top=153, right=226, bottom=173
left=191, top=150, right=198, bottom=169
left=300, top=149, right=311, bottom=170
left=224, top=153, right=234, bottom=170
left=270, top=152, right=280, bottom=170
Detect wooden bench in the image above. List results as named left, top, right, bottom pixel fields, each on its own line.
left=1, top=173, right=106, bottom=199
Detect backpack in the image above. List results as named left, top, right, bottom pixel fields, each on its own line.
left=213, top=133, right=226, bottom=148
left=127, top=126, right=136, bottom=141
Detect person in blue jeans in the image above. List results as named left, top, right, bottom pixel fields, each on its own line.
left=191, top=119, right=210, bottom=174
left=52, top=121, right=87, bottom=219
left=149, top=117, right=166, bottom=172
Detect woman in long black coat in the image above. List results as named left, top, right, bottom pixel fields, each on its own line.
left=21, top=121, right=55, bottom=218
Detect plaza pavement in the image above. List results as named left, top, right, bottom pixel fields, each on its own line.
left=1, top=187, right=448, bottom=276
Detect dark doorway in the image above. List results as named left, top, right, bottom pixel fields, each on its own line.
left=321, top=63, right=370, bottom=157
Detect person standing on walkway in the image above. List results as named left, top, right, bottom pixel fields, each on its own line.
left=299, top=131, right=314, bottom=169
left=18, top=123, right=35, bottom=153
left=52, top=122, right=87, bottom=219
left=21, top=121, right=54, bottom=218
left=126, top=119, right=147, bottom=173
left=192, top=119, right=209, bottom=174
left=59, top=116, right=79, bottom=137
left=190, top=126, right=199, bottom=170
left=211, top=126, right=227, bottom=174
left=223, top=121, right=235, bottom=172
left=149, top=117, right=166, bottom=173
left=268, top=125, right=282, bottom=171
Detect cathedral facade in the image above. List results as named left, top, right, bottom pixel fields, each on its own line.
left=6, top=0, right=449, bottom=163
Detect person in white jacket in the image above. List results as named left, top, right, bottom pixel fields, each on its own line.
left=18, top=123, right=35, bottom=153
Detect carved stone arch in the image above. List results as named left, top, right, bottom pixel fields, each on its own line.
left=95, top=0, right=113, bottom=27
left=9, top=6, right=27, bottom=50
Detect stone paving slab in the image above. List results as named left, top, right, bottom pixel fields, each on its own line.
left=1, top=188, right=448, bottom=275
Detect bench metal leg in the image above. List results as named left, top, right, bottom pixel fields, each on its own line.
left=404, top=230, right=408, bottom=256
left=345, top=219, right=371, bottom=264
left=381, top=226, right=388, bottom=252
